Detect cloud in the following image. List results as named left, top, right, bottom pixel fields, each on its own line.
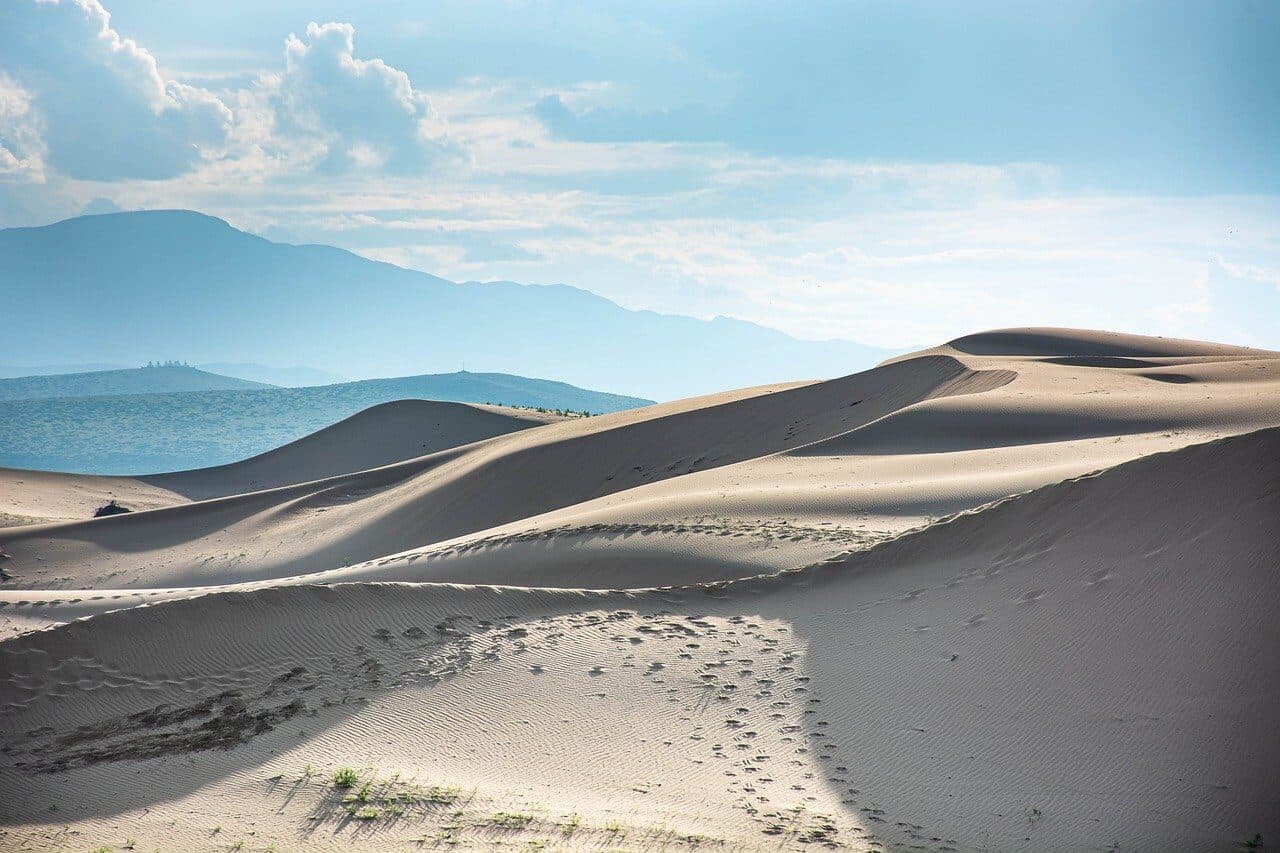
left=81, top=196, right=123, bottom=216
left=0, top=74, right=44, bottom=180
left=1203, top=256, right=1280, bottom=348
left=0, top=4, right=464, bottom=181
left=0, top=0, right=232, bottom=181
left=534, top=93, right=717, bottom=145
left=265, top=22, right=463, bottom=175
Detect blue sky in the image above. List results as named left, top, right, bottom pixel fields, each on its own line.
left=2, top=0, right=1277, bottom=348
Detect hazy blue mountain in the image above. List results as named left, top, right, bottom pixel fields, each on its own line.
left=198, top=362, right=348, bottom=387
left=0, top=370, right=651, bottom=474
left=0, top=364, right=272, bottom=401
left=0, top=362, right=127, bottom=378
left=1, top=210, right=892, bottom=401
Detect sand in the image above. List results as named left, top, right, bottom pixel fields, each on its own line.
left=0, top=400, right=564, bottom=526
left=0, top=328, right=1277, bottom=851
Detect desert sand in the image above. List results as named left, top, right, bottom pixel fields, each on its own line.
left=0, top=400, right=564, bottom=527
left=1, top=328, right=1277, bottom=851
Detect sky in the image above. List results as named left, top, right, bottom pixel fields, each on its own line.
left=1, top=0, right=1278, bottom=349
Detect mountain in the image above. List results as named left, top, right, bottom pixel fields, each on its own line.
left=197, top=362, right=348, bottom=388
left=0, top=369, right=652, bottom=474
left=0, top=210, right=892, bottom=400
left=0, top=362, right=127, bottom=378
left=0, top=364, right=272, bottom=401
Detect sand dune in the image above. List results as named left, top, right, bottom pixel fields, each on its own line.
left=144, top=400, right=566, bottom=500
left=0, top=400, right=562, bottom=526
left=0, top=354, right=1006, bottom=592
left=1, top=328, right=1277, bottom=851
left=939, top=326, right=1274, bottom=358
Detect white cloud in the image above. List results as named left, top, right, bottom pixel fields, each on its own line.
left=0, top=0, right=231, bottom=181
left=0, top=74, right=44, bottom=180
left=0, top=6, right=459, bottom=182
left=263, top=22, right=463, bottom=175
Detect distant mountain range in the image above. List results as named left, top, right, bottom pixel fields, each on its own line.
left=0, top=362, right=127, bottom=378
left=0, top=361, right=347, bottom=387
left=0, top=370, right=652, bottom=474
left=1, top=210, right=892, bottom=401
left=197, top=363, right=348, bottom=388
left=0, top=364, right=271, bottom=401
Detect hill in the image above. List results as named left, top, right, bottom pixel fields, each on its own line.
left=0, top=362, right=127, bottom=378
left=0, top=210, right=891, bottom=400
left=0, top=364, right=272, bottom=400
left=0, top=369, right=651, bottom=474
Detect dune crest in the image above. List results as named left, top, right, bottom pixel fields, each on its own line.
left=0, top=400, right=563, bottom=526
left=1, top=328, right=1277, bottom=851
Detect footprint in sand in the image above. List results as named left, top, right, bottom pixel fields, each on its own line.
left=1086, top=568, right=1112, bottom=587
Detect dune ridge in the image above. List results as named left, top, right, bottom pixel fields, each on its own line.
left=0, top=399, right=564, bottom=526
left=1, top=327, right=1277, bottom=851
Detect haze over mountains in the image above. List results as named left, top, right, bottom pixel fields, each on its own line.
left=0, top=210, right=892, bottom=401
left=0, top=364, right=271, bottom=401
left=0, top=363, right=126, bottom=379
left=0, top=362, right=346, bottom=387
left=196, top=362, right=347, bottom=387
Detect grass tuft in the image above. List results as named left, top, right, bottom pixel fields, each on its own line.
left=332, top=767, right=360, bottom=788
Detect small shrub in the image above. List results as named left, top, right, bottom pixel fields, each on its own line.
left=332, top=767, right=360, bottom=788
left=492, top=811, right=535, bottom=827
left=425, top=785, right=462, bottom=805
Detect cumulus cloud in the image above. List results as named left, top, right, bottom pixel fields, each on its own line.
left=0, top=4, right=459, bottom=182
left=265, top=22, right=462, bottom=175
left=0, top=74, right=44, bottom=180
left=0, top=0, right=232, bottom=181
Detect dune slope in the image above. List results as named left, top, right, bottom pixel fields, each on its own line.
left=0, top=427, right=1276, bottom=851
left=0, top=400, right=562, bottom=526
left=0, top=354, right=1012, bottom=592
left=0, top=328, right=1277, bottom=851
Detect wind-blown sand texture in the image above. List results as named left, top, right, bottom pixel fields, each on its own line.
left=1, top=328, right=1277, bottom=851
